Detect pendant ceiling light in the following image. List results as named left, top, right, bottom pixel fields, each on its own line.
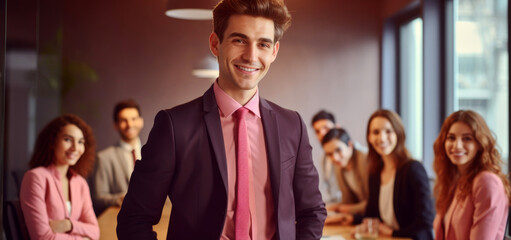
left=192, top=55, right=219, bottom=79
left=165, top=0, right=218, bottom=20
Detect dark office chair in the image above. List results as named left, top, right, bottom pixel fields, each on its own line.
left=3, top=200, right=30, bottom=240
left=12, top=169, right=27, bottom=197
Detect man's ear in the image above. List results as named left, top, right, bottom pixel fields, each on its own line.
left=348, top=141, right=354, bottom=149
left=209, top=32, right=220, bottom=57
left=271, top=41, right=280, bottom=62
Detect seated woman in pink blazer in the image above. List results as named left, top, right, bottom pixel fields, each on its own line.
left=433, top=110, right=511, bottom=240
left=20, top=114, right=99, bottom=240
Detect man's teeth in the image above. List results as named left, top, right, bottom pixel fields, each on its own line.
left=238, top=66, right=256, bottom=72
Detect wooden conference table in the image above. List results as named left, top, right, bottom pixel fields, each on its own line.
left=98, top=200, right=410, bottom=240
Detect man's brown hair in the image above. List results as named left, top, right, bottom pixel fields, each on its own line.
left=213, top=0, right=292, bottom=43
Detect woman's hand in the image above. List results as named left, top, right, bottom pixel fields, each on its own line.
left=49, top=219, right=72, bottom=233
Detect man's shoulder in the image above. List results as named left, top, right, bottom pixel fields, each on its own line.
left=261, top=98, right=299, bottom=118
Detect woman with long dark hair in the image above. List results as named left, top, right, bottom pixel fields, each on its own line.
left=363, top=109, right=434, bottom=239
left=20, top=114, right=99, bottom=239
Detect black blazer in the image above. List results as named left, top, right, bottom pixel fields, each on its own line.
left=116, top=85, right=326, bottom=239
left=365, top=160, right=435, bottom=240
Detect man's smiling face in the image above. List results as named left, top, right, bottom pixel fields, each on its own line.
left=210, top=14, right=279, bottom=97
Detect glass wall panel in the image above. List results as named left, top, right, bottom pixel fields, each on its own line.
left=453, top=0, right=509, bottom=163
left=399, top=18, right=424, bottom=161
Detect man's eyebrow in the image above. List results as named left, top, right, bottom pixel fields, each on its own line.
left=227, top=32, right=248, bottom=39
left=259, top=37, right=274, bottom=44
left=227, top=32, right=274, bottom=44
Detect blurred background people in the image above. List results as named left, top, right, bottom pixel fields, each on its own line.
left=363, top=109, right=434, bottom=239
left=340, top=109, right=435, bottom=239
left=92, top=99, right=144, bottom=214
left=433, top=110, right=511, bottom=239
left=321, top=128, right=369, bottom=224
left=20, top=114, right=99, bottom=239
left=311, top=110, right=340, bottom=203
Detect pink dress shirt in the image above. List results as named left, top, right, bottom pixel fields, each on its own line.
left=433, top=171, right=509, bottom=240
left=214, top=83, right=276, bottom=240
left=20, top=165, right=100, bottom=240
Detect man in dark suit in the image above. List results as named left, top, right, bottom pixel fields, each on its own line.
left=117, top=0, right=326, bottom=239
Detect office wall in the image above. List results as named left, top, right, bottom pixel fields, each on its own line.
left=3, top=0, right=419, bottom=202
left=60, top=0, right=384, bottom=158
left=54, top=1, right=401, bottom=194
left=382, top=0, right=416, bottom=19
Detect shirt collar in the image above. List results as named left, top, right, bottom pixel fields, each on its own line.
left=213, top=81, right=261, bottom=118
left=119, top=138, right=141, bottom=151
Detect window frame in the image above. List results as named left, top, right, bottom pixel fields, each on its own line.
left=382, top=0, right=448, bottom=176
left=383, top=0, right=510, bottom=176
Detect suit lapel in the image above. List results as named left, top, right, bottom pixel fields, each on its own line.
left=68, top=174, right=77, bottom=217
left=260, top=99, right=281, bottom=207
left=393, top=164, right=403, bottom=223
left=202, top=86, right=229, bottom=192
left=114, top=145, right=131, bottom=183
left=49, top=166, right=68, bottom=217
left=444, top=195, right=458, bottom=238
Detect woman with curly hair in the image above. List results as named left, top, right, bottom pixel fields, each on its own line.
left=433, top=110, right=511, bottom=239
left=20, top=114, right=99, bottom=239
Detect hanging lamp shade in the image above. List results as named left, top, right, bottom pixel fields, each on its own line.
left=192, top=55, right=219, bottom=79
left=165, top=0, right=218, bottom=20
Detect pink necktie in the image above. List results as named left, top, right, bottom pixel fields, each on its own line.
left=235, top=107, right=250, bottom=239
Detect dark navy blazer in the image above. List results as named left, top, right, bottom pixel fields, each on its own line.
left=365, top=160, right=435, bottom=240
left=117, top=85, right=326, bottom=239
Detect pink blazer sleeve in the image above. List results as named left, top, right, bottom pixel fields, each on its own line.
left=20, top=168, right=99, bottom=240
left=470, top=172, right=509, bottom=239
